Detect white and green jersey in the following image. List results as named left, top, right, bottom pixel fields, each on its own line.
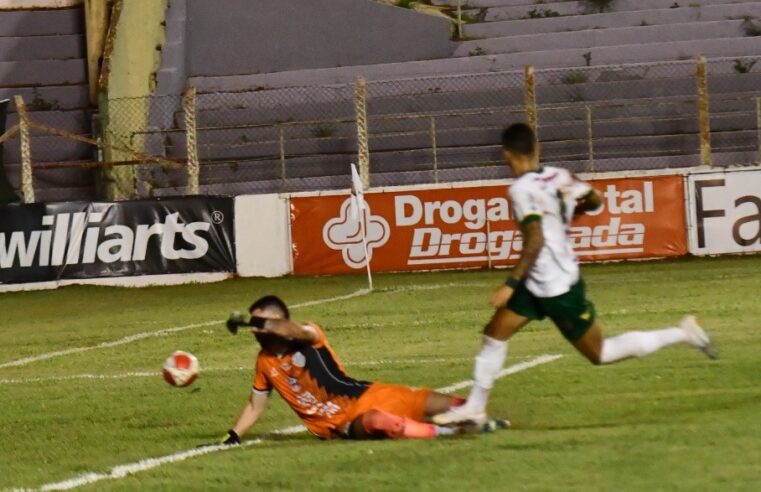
left=509, top=166, right=594, bottom=298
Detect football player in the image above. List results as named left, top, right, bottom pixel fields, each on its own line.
left=434, top=123, right=717, bottom=426
left=220, top=295, right=504, bottom=444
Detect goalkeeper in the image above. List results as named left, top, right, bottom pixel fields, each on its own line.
left=218, top=295, right=506, bottom=444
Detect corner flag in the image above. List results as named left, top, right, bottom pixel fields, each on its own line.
left=349, top=163, right=373, bottom=291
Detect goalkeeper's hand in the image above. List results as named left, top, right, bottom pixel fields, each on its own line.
left=222, top=429, right=241, bottom=445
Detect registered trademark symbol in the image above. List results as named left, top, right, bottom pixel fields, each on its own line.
left=211, top=211, right=224, bottom=224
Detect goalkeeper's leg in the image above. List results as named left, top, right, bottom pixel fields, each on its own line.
left=349, top=410, right=457, bottom=439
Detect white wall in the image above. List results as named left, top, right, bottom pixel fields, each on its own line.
left=234, top=194, right=291, bottom=278
left=0, top=0, right=81, bottom=9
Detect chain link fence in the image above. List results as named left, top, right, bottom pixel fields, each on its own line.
left=3, top=55, right=761, bottom=201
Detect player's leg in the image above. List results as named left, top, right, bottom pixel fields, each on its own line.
left=547, top=279, right=717, bottom=364
left=348, top=410, right=455, bottom=439
left=574, top=317, right=717, bottom=365
left=433, top=305, right=532, bottom=425
left=422, top=391, right=466, bottom=419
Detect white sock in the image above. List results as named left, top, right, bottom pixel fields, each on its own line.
left=599, top=327, right=688, bottom=364
left=464, top=335, right=508, bottom=412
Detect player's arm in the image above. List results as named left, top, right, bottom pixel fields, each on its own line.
left=510, top=218, right=544, bottom=282
left=574, top=188, right=602, bottom=216
left=490, top=218, right=544, bottom=307
left=249, top=318, right=318, bottom=344
left=224, top=391, right=269, bottom=444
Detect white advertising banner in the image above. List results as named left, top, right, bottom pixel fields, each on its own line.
left=687, top=168, right=761, bottom=255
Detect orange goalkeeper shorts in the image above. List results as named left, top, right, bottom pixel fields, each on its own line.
left=347, top=383, right=432, bottom=423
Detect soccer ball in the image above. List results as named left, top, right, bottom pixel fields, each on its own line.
left=162, top=350, right=200, bottom=387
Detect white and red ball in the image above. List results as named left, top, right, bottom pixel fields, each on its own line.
left=162, top=350, right=200, bottom=387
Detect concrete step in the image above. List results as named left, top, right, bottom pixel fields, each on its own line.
left=2, top=162, right=96, bottom=200
left=0, top=84, right=90, bottom=111
left=0, top=7, right=84, bottom=37
left=190, top=38, right=761, bottom=91
left=188, top=69, right=761, bottom=131
left=432, top=0, right=577, bottom=7
left=464, top=3, right=761, bottom=38
left=181, top=148, right=758, bottom=197
left=150, top=149, right=759, bottom=197
left=0, top=34, right=84, bottom=62
left=2, top=136, right=92, bottom=164
left=4, top=109, right=90, bottom=134
left=472, top=0, right=754, bottom=22
left=0, top=59, right=87, bottom=87
left=456, top=20, right=746, bottom=57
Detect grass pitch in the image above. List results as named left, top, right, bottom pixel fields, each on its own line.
left=1, top=256, right=760, bottom=491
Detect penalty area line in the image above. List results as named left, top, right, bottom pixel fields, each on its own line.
left=19, top=354, right=562, bottom=491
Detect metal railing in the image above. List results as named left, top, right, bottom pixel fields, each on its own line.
left=2, top=56, right=760, bottom=201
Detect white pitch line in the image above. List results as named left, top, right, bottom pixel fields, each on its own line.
left=435, top=354, right=563, bottom=394
left=0, top=357, right=480, bottom=385
left=0, top=321, right=221, bottom=370
left=20, top=354, right=562, bottom=492
left=0, top=288, right=375, bottom=371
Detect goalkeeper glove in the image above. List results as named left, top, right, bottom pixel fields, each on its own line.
left=222, top=429, right=241, bottom=445
left=226, top=311, right=248, bottom=335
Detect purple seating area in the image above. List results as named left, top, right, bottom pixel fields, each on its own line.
left=0, top=5, right=93, bottom=202
left=153, top=0, right=760, bottom=196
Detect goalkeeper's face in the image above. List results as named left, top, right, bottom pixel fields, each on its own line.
left=249, top=306, right=286, bottom=350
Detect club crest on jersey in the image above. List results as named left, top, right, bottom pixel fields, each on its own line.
left=323, top=198, right=390, bottom=269
left=287, top=376, right=302, bottom=392
left=292, top=351, right=306, bottom=368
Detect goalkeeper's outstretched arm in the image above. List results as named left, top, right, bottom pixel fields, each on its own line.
left=224, top=391, right=269, bottom=444
left=249, top=318, right=318, bottom=344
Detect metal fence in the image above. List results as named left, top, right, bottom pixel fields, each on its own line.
left=3, top=55, right=761, bottom=201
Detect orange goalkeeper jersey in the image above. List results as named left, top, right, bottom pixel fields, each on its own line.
left=252, top=323, right=372, bottom=438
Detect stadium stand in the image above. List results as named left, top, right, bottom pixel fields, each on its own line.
left=0, top=4, right=93, bottom=201
left=2, top=0, right=761, bottom=198
left=151, top=0, right=761, bottom=195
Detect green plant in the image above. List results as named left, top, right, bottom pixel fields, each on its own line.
left=584, top=0, right=616, bottom=13
left=27, top=90, right=60, bottom=111
left=526, top=7, right=560, bottom=19
left=733, top=59, right=757, bottom=74
left=459, top=7, right=487, bottom=24
left=395, top=0, right=416, bottom=9
left=562, top=71, right=589, bottom=85
left=741, top=18, right=761, bottom=36
left=311, top=125, right=336, bottom=138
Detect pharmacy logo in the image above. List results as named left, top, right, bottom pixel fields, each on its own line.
left=323, top=198, right=390, bottom=268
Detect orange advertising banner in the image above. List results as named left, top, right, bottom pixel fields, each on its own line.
left=290, top=175, right=687, bottom=275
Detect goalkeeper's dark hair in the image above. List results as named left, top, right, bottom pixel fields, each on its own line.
left=249, top=295, right=290, bottom=319
left=501, top=123, right=536, bottom=156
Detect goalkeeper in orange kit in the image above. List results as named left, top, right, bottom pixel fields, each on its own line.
left=218, top=295, right=507, bottom=444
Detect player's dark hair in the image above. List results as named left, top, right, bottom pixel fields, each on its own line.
left=249, top=295, right=290, bottom=319
left=501, top=123, right=536, bottom=156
